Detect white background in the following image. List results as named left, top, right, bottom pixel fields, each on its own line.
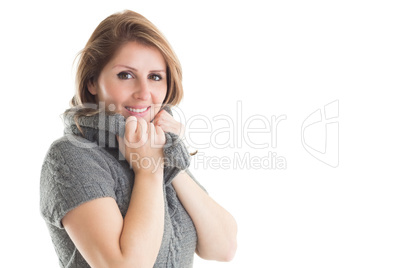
left=1, top=0, right=401, bottom=267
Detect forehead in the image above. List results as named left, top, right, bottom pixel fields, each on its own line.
left=108, top=41, right=166, bottom=69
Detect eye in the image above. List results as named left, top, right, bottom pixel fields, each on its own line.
left=149, top=74, right=162, bottom=81
left=117, top=72, right=133, bottom=80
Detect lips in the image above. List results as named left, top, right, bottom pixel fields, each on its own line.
left=125, top=106, right=150, bottom=112
left=125, top=106, right=151, bottom=117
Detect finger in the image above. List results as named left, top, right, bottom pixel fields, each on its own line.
left=148, top=122, right=155, bottom=138
left=160, top=109, right=172, bottom=120
left=153, top=113, right=164, bottom=125
left=126, top=116, right=138, bottom=124
left=154, top=109, right=170, bottom=122
left=153, top=125, right=165, bottom=146
left=155, top=108, right=164, bottom=116
left=125, top=116, right=138, bottom=141
left=137, top=118, right=148, bottom=140
left=155, top=125, right=164, bottom=135
left=149, top=123, right=159, bottom=147
left=156, top=125, right=166, bottom=145
left=157, top=122, right=174, bottom=134
left=151, top=109, right=161, bottom=120
left=154, top=121, right=165, bottom=132
left=152, top=116, right=159, bottom=126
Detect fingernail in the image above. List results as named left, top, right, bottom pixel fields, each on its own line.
left=126, top=116, right=137, bottom=124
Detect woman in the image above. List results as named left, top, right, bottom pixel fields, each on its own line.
left=40, top=10, right=237, bottom=268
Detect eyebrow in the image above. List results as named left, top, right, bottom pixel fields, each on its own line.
left=113, top=64, right=166, bottom=73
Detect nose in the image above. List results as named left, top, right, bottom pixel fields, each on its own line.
left=132, top=78, right=151, bottom=100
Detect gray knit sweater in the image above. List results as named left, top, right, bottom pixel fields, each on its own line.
left=40, top=106, right=206, bottom=267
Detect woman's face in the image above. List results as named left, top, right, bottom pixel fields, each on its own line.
left=88, top=41, right=168, bottom=122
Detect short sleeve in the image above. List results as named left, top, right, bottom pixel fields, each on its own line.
left=40, top=140, right=117, bottom=229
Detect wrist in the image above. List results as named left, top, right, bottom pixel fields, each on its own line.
left=134, top=169, right=164, bottom=180
left=130, top=154, right=164, bottom=174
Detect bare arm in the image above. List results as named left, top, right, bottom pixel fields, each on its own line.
left=62, top=171, right=164, bottom=268
left=153, top=108, right=237, bottom=261
left=62, top=117, right=166, bottom=267
left=171, top=170, right=238, bottom=261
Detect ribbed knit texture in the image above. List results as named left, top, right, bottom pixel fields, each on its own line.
left=40, top=105, right=206, bottom=268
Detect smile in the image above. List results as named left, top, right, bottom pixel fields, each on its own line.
left=125, top=106, right=151, bottom=117
left=126, top=106, right=148, bottom=112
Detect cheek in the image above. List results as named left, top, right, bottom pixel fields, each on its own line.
left=158, top=91, right=167, bottom=102
left=156, top=84, right=168, bottom=102
left=151, top=87, right=168, bottom=117
left=99, top=82, right=126, bottom=103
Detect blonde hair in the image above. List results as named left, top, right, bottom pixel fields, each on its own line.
left=68, top=10, right=183, bottom=120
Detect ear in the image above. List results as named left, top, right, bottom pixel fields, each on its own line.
left=87, top=80, right=97, bottom=96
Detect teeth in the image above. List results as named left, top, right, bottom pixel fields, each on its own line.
left=127, top=107, right=148, bottom=113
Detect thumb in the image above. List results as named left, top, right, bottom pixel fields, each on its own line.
left=125, top=116, right=138, bottom=142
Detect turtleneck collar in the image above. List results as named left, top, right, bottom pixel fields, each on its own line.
left=62, top=104, right=191, bottom=186
left=63, top=105, right=174, bottom=148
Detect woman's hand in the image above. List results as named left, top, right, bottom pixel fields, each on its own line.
left=116, top=116, right=166, bottom=175
left=153, top=108, right=185, bottom=139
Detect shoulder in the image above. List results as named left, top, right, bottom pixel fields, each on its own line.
left=46, top=134, right=99, bottom=156
left=43, top=134, right=111, bottom=170
left=40, top=134, right=119, bottom=191
left=40, top=135, right=119, bottom=228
